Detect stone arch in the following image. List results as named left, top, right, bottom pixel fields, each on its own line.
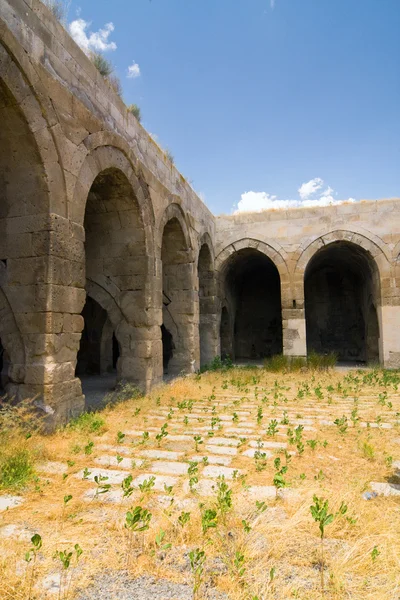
left=160, top=204, right=196, bottom=375
left=295, top=230, right=391, bottom=303
left=72, top=145, right=155, bottom=260
left=0, top=38, right=66, bottom=216
left=217, top=243, right=284, bottom=361
left=157, top=203, right=193, bottom=259
left=198, top=233, right=218, bottom=366
left=216, top=238, right=290, bottom=283
left=71, top=151, right=156, bottom=404
left=0, top=40, right=67, bottom=405
left=302, top=237, right=383, bottom=363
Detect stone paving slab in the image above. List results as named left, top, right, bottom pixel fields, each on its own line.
left=94, top=455, right=143, bottom=469
left=205, top=445, right=238, bottom=456
left=242, top=448, right=273, bottom=459
left=0, top=524, right=36, bottom=541
left=249, top=440, right=287, bottom=449
left=0, top=495, right=24, bottom=512
left=150, top=461, right=189, bottom=476
left=132, top=474, right=178, bottom=491
left=190, top=454, right=232, bottom=466
left=98, top=444, right=132, bottom=455
left=206, top=437, right=240, bottom=447
left=36, top=461, right=66, bottom=474
left=370, top=482, right=400, bottom=496
left=137, top=449, right=184, bottom=460
left=75, top=468, right=129, bottom=484
left=202, top=465, right=241, bottom=479
left=182, top=479, right=217, bottom=496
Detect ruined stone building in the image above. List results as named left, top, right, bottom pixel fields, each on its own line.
left=1, top=0, right=400, bottom=426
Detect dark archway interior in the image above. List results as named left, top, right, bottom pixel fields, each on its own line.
left=76, top=297, right=108, bottom=376
left=220, top=307, right=231, bottom=360
left=305, top=241, right=380, bottom=363
left=0, top=339, right=4, bottom=391
left=222, top=249, right=283, bottom=360
left=161, top=324, right=174, bottom=372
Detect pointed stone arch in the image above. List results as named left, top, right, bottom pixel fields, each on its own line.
left=159, top=204, right=197, bottom=375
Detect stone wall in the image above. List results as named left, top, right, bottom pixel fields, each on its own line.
left=0, top=0, right=216, bottom=426
left=1, top=0, right=399, bottom=429
left=216, top=200, right=400, bottom=366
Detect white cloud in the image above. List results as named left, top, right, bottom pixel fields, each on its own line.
left=270, top=0, right=276, bottom=8
left=234, top=178, right=356, bottom=214
left=69, top=19, right=117, bottom=54
left=298, top=177, right=323, bottom=200
left=127, top=61, right=141, bottom=79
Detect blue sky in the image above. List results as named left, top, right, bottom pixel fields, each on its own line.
left=67, top=0, right=400, bottom=214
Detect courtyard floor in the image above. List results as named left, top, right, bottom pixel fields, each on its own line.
left=1, top=367, right=400, bottom=599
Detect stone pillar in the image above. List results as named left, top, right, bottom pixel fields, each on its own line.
left=282, top=308, right=307, bottom=358
left=379, top=304, right=400, bottom=368
left=6, top=214, right=86, bottom=426
left=199, top=296, right=219, bottom=366
left=281, top=276, right=307, bottom=358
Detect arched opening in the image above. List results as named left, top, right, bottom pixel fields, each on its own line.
left=221, top=248, right=283, bottom=361
left=161, top=217, right=194, bottom=376
left=78, top=167, right=147, bottom=407
left=198, top=243, right=216, bottom=366
left=304, top=241, right=380, bottom=363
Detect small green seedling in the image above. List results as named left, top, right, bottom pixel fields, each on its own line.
left=25, top=533, right=42, bottom=600
left=189, top=548, right=206, bottom=600
left=371, top=545, right=380, bottom=562
left=121, top=475, right=134, bottom=498
left=178, top=511, right=191, bottom=528
left=84, top=441, right=94, bottom=455
left=155, top=528, right=171, bottom=551
left=156, top=423, right=168, bottom=447
left=266, top=419, right=279, bottom=437
left=116, top=431, right=126, bottom=444
left=216, top=476, right=232, bottom=523
left=93, top=475, right=111, bottom=499
left=334, top=415, right=348, bottom=434
left=201, top=508, right=218, bottom=534
left=193, top=435, right=203, bottom=452
left=310, top=495, right=335, bottom=591
left=255, top=500, right=268, bottom=513
left=188, top=461, right=199, bottom=493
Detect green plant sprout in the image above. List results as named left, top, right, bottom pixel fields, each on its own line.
left=189, top=548, right=206, bottom=600
left=25, top=533, right=42, bottom=600
left=310, top=495, right=335, bottom=592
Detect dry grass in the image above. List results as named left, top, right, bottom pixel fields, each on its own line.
left=1, top=367, right=400, bottom=599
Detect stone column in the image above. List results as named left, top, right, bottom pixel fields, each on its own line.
left=6, top=214, right=86, bottom=426
left=281, top=277, right=307, bottom=358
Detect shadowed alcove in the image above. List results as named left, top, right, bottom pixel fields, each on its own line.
left=221, top=248, right=283, bottom=361
left=304, top=241, right=380, bottom=363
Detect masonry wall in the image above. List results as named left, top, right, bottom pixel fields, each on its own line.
left=215, top=200, right=400, bottom=366
left=1, top=0, right=399, bottom=430
left=0, top=0, right=215, bottom=426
